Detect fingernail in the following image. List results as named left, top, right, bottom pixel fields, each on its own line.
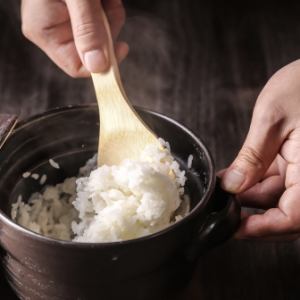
left=222, top=168, right=245, bottom=193
left=84, top=49, right=107, bottom=73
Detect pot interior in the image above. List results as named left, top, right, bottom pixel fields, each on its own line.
left=0, top=105, right=212, bottom=230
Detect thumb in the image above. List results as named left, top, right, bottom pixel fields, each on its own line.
left=65, top=0, right=109, bottom=73
left=222, top=105, right=286, bottom=194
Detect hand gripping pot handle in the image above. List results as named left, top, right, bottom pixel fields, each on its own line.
left=187, top=177, right=241, bottom=260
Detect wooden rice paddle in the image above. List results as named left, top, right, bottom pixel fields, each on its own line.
left=91, top=12, right=159, bottom=166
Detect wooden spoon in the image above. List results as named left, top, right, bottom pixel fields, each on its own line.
left=91, top=12, right=159, bottom=166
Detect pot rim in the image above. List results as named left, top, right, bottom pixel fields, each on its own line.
left=0, top=104, right=216, bottom=248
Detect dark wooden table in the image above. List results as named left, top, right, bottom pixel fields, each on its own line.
left=1, top=1, right=300, bottom=299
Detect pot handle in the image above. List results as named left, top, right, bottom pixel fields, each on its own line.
left=186, top=177, right=241, bottom=260
left=0, top=114, right=18, bottom=148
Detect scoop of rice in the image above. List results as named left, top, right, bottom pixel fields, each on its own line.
left=11, top=140, right=187, bottom=242
left=72, top=143, right=186, bottom=242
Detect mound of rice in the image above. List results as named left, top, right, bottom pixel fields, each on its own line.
left=11, top=140, right=188, bottom=242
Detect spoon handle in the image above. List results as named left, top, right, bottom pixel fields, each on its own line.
left=91, top=11, right=158, bottom=166
left=91, top=9, right=125, bottom=99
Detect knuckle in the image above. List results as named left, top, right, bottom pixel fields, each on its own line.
left=238, top=146, right=265, bottom=170
left=22, top=22, right=45, bottom=42
left=74, top=21, right=96, bottom=40
left=21, top=23, right=33, bottom=40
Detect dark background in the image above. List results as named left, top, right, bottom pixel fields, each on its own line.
left=1, top=0, right=300, bottom=299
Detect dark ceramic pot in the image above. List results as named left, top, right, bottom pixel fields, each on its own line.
left=0, top=105, right=240, bottom=300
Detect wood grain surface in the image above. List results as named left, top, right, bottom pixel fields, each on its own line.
left=1, top=1, right=300, bottom=299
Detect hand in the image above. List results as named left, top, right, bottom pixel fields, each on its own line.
left=221, top=59, right=300, bottom=240
left=21, top=0, right=129, bottom=77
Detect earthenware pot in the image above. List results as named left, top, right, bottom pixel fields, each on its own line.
left=0, top=105, right=240, bottom=300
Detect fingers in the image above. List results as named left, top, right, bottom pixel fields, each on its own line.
left=235, top=225, right=299, bottom=241
left=236, top=209, right=290, bottom=238
left=21, top=0, right=69, bottom=34
left=280, top=130, right=300, bottom=164
left=104, top=1, right=128, bottom=63
left=220, top=156, right=285, bottom=209
left=52, top=38, right=90, bottom=77
left=261, top=158, right=280, bottom=179
left=21, top=0, right=127, bottom=76
left=21, top=0, right=89, bottom=77
left=237, top=175, right=284, bottom=209
left=34, top=20, right=90, bottom=77
left=65, top=0, right=108, bottom=73
left=115, top=41, right=129, bottom=63
left=259, top=234, right=299, bottom=241
left=65, top=0, right=126, bottom=73
left=219, top=155, right=285, bottom=182
left=236, top=184, right=300, bottom=239
left=221, top=93, right=287, bottom=194
left=103, top=0, right=126, bottom=40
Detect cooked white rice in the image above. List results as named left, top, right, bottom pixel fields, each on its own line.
left=49, top=158, right=60, bottom=169
left=31, top=173, right=40, bottom=180
left=22, top=172, right=31, bottom=178
left=187, top=154, right=193, bottom=169
left=12, top=140, right=188, bottom=242
left=39, top=174, right=47, bottom=185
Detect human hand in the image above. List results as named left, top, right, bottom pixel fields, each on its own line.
left=221, top=60, right=300, bottom=240
left=21, top=0, right=129, bottom=77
